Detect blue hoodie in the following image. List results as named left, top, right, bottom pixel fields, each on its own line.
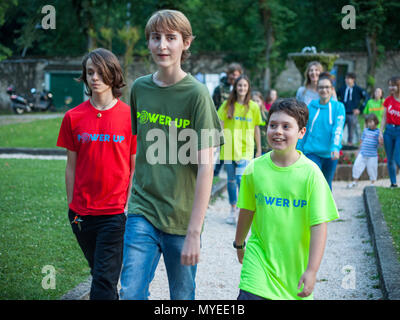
left=297, top=98, right=346, bottom=158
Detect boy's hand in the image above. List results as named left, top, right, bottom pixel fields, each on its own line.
left=297, top=269, right=317, bottom=298
left=181, top=232, right=201, bottom=266
left=236, top=248, right=245, bottom=264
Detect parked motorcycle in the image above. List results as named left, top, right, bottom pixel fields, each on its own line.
left=6, top=85, right=55, bottom=114
left=6, top=85, right=30, bottom=114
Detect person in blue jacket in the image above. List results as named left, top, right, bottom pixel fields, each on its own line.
left=297, top=74, right=346, bottom=190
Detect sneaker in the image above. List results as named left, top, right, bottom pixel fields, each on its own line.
left=390, top=184, right=398, bottom=188
left=225, top=207, right=237, bottom=225
left=347, top=181, right=357, bottom=189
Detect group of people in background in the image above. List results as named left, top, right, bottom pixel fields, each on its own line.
left=212, top=59, right=400, bottom=209
left=56, top=8, right=400, bottom=302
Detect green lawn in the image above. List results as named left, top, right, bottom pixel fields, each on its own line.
left=0, top=159, right=90, bottom=299
left=376, top=187, right=400, bottom=263
left=0, top=118, right=63, bottom=148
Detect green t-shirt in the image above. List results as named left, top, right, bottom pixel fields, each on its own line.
left=128, top=73, right=224, bottom=235
left=237, top=151, right=339, bottom=300
left=217, top=100, right=262, bottom=161
left=364, top=99, right=384, bottom=127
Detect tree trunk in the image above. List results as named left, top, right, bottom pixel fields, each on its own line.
left=365, top=32, right=377, bottom=93
left=259, top=0, right=274, bottom=92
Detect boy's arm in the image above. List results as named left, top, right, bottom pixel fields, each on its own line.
left=65, top=150, right=77, bottom=205
left=254, top=126, right=261, bottom=157
left=181, top=147, right=214, bottom=266
left=124, top=155, right=136, bottom=213
left=235, top=209, right=255, bottom=264
left=331, top=103, right=346, bottom=160
left=297, top=222, right=327, bottom=298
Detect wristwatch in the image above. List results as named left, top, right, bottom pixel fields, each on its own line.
left=233, top=240, right=246, bottom=249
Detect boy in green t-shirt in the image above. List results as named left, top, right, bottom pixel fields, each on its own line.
left=234, top=98, right=339, bottom=300
left=120, top=9, right=224, bottom=300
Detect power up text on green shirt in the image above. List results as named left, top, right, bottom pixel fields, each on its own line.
left=137, top=110, right=191, bottom=128
left=255, top=193, right=307, bottom=208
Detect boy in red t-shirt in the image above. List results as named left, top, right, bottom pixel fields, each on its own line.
left=57, top=48, right=137, bottom=299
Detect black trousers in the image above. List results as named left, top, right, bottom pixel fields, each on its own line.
left=68, top=209, right=126, bottom=300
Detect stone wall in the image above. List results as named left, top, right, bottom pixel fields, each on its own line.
left=1, top=50, right=399, bottom=110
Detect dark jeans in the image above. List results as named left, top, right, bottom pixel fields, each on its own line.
left=305, top=153, right=338, bottom=190
left=68, top=209, right=126, bottom=300
left=214, top=160, right=224, bottom=176
left=383, top=124, right=400, bottom=185
left=237, top=289, right=268, bottom=300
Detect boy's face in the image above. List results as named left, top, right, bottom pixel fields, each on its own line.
left=345, top=76, right=355, bottom=87
left=86, top=58, right=111, bottom=95
left=366, top=120, right=376, bottom=130
left=317, top=79, right=332, bottom=100
left=148, top=30, right=191, bottom=70
left=267, top=111, right=306, bottom=153
left=227, top=70, right=241, bottom=85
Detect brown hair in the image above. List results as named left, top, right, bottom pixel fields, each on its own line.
left=267, top=98, right=309, bottom=130
left=78, top=48, right=125, bottom=98
left=225, top=75, right=251, bottom=119
left=252, top=90, right=267, bottom=118
left=365, top=113, right=379, bottom=126
left=145, top=9, right=194, bottom=62
left=389, top=76, right=400, bottom=95
left=303, top=61, right=324, bottom=87
left=227, top=63, right=243, bottom=75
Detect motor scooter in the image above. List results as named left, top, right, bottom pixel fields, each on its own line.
left=28, top=88, right=55, bottom=112
left=6, top=85, right=31, bottom=114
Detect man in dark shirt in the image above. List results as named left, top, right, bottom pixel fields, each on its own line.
left=338, top=72, right=369, bottom=145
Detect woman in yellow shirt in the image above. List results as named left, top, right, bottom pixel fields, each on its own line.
left=217, top=75, right=262, bottom=224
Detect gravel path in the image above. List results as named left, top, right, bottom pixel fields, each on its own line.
left=148, top=172, right=391, bottom=300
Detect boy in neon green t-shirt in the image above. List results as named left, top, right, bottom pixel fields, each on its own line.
left=234, top=98, right=339, bottom=300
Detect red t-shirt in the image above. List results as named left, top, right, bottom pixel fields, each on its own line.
left=57, top=99, right=137, bottom=215
left=383, top=96, right=400, bottom=126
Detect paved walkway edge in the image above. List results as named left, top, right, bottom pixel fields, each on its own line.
left=363, top=186, right=400, bottom=300
left=0, top=147, right=66, bottom=155
left=59, top=178, right=227, bottom=300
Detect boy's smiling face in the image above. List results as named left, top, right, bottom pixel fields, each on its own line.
left=148, top=30, right=191, bottom=70
left=267, top=111, right=306, bottom=153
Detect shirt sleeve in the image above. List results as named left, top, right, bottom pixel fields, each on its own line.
left=331, top=102, right=346, bottom=153
left=193, top=88, right=225, bottom=150
left=237, top=161, right=256, bottom=212
left=130, top=135, right=137, bottom=155
left=56, top=112, right=76, bottom=151
left=308, top=169, right=339, bottom=226
left=130, top=83, right=138, bottom=135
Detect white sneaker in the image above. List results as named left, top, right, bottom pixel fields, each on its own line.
left=225, top=207, right=237, bottom=225
left=347, top=181, right=357, bottom=189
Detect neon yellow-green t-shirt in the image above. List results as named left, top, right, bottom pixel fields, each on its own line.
left=237, top=151, right=339, bottom=300
left=217, top=100, right=262, bottom=161
left=364, top=99, right=384, bottom=127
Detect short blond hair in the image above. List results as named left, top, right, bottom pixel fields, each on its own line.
left=145, top=9, right=194, bottom=62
